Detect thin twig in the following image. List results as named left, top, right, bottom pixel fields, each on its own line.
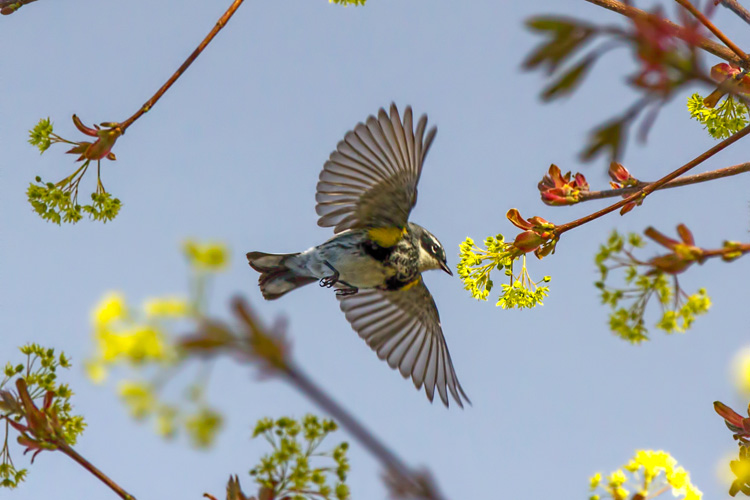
left=58, top=443, right=136, bottom=500
left=556, top=124, right=750, bottom=234
left=674, top=0, right=749, bottom=61
left=717, top=0, right=750, bottom=25
left=119, top=0, right=245, bottom=132
left=577, top=162, right=750, bottom=202
left=585, top=0, right=746, bottom=66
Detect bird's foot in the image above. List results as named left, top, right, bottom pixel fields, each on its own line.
left=320, top=261, right=358, bottom=295
left=320, top=261, right=340, bottom=288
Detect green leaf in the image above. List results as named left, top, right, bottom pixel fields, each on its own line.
left=580, top=118, right=627, bottom=163
left=541, top=57, right=594, bottom=101
left=524, top=16, right=595, bottom=74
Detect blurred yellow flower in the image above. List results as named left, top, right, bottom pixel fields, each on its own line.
left=143, top=296, right=190, bottom=318
left=717, top=452, right=738, bottom=489
left=183, top=240, right=229, bottom=271
left=732, top=347, right=750, bottom=394
left=156, top=406, right=178, bottom=438
left=118, top=380, right=156, bottom=419
left=92, top=292, right=127, bottom=328
left=591, top=450, right=701, bottom=500
left=186, top=407, right=223, bottom=448
left=85, top=360, right=107, bottom=384
left=589, top=472, right=602, bottom=490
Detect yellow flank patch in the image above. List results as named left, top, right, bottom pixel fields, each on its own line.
left=368, top=226, right=406, bottom=247
left=399, top=278, right=421, bottom=291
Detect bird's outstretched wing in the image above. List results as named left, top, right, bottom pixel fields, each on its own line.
left=316, top=104, right=436, bottom=234
left=337, top=279, right=469, bottom=408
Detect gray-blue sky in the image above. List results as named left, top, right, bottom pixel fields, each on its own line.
left=2, top=0, right=750, bottom=498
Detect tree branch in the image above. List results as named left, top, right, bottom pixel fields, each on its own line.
left=584, top=0, right=746, bottom=67
left=716, top=0, right=750, bottom=26
left=555, top=124, right=750, bottom=234
left=229, top=297, right=447, bottom=500
left=674, top=0, right=749, bottom=62
left=577, top=162, right=750, bottom=202
left=58, top=443, right=136, bottom=500
left=119, top=0, right=245, bottom=132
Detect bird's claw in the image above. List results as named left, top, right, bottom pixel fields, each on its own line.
left=335, top=287, right=358, bottom=297
left=319, top=275, right=338, bottom=288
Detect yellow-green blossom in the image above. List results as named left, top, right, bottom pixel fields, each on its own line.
left=183, top=240, right=229, bottom=271
left=458, top=236, right=549, bottom=309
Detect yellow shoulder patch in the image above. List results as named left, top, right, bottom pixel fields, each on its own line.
left=399, top=277, right=421, bottom=292
left=367, top=226, right=406, bottom=247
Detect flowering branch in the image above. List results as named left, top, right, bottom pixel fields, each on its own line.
left=229, top=298, right=447, bottom=500
left=1, top=377, right=135, bottom=499
left=555, top=123, right=750, bottom=235
left=179, top=297, right=447, bottom=500
left=576, top=162, right=750, bottom=202
left=25, top=0, right=246, bottom=224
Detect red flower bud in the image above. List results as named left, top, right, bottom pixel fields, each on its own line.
left=513, top=231, right=544, bottom=253
left=538, top=164, right=588, bottom=205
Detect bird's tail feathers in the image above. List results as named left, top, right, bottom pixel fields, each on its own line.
left=246, top=251, right=316, bottom=300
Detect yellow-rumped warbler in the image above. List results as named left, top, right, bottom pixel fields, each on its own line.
left=247, top=104, right=468, bottom=407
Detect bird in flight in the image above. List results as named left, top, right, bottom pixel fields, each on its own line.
left=247, top=104, right=469, bottom=407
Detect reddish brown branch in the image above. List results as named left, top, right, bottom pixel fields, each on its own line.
left=0, top=0, right=37, bottom=15
left=578, top=162, right=750, bottom=202
left=58, top=443, right=136, bottom=500
left=584, top=0, right=746, bottom=66
left=555, top=124, right=750, bottom=234
left=119, top=0, right=245, bottom=132
left=702, top=242, right=750, bottom=258
left=674, top=0, right=749, bottom=62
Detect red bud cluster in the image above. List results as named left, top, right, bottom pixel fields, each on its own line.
left=645, top=224, right=704, bottom=274
left=507, top=209, right=557, bottom=258
left=704, top=63, right=750, bottom=108
left=65, top=115, right=121, bottom=162
left=3, top=379, right=66, bottom=463
left=538, top=164, right=589, bottom=206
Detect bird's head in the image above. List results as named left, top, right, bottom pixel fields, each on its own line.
left=410, top=223, right=452, bottom=276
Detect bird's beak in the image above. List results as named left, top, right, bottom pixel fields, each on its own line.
left=440, top=261, right=453, bottom=276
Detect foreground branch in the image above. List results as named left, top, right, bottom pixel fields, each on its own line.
left=585, top=0, right=746, bottom=66
left=228, top=297, right=447, bottom=500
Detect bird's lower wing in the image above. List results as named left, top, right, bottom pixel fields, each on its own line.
left=337, top=279, right=469, bottom=408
